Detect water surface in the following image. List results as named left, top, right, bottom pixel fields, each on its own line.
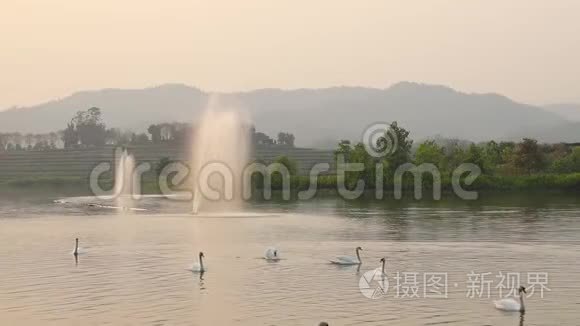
left=0, top=191, right=578, bottom=325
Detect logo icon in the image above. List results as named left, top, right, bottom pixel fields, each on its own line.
left=359, top=268, right=389, bottom=299
left=362, top=122, right=398, bottom=158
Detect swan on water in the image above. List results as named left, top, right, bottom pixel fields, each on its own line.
left=72, top=238, right=86, bottom=255
left=264, top=247, right=280, bottom=260
left=189, top=252, right=206, bottom=273
left=379, top=257, right=386, bottom=274
left=494, top=286, right=527, bottom=312
left=330, top=246, right=363, bottom=265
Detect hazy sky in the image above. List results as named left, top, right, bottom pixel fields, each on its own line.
left=1, top=0, right=579, bottom=109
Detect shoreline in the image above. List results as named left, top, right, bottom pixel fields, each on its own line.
left=1, top=174, right=580, bottom=198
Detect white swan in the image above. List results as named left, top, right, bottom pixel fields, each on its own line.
left=330, top=246, right=363, bottom=265
left=72, top=238, right=86, bottom=255
left=379, top=257, right=386, bottom=274
left=376, top=258, right=388, bottom=289
left=264, top=247, right=280, bottom=260
left=494, top=286, right=526, bottom=312
left=188, top=252, right=206, bottom=273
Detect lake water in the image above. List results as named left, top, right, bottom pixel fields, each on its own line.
left=0, top=191, right=579, bottom=325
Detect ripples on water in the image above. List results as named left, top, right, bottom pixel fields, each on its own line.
left=0, top=192, right=579, bottom=325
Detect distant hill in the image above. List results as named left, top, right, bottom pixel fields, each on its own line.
left=0, top=84, right=206, bottom=134
left=508, top=103, right=580, bottom=143
left=0, top=82, right=571, bottom=147
left=543, top=103, right=580, bottom=122
left=509, top=122, right=580, bottom=143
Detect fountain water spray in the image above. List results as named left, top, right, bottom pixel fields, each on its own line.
left=190, top=97, right=250, bottom=214
left=115, top=149, right=136, bottom=212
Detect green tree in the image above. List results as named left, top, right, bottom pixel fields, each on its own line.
left=334, top=140, right=377, bottom=188
left=334, top=140, right=352, bottom=160
left=512, top=138, right=545, bottom=174
left=438, top=141, right=466, bottom=174
left=464, top=144, right=486, bottom=173
left=352, top=143, right=379, bottom=187
left=24, top=133, right=34, bottom=150
left=73, top=107, right=107, bottom=147
left=48, top=132, right=58, bottom=149
left=277, top=132, right=296, bottom=147
left=380, top=121, right=413, bottom=181
left=551, top=147, right=580, bottom=173
left=10, top=133, right=22, bottom=150
left=131, top=133, right=150, bottom=145
left=482, top=140, right=502, bottom=172
left=253, top=131, right=275, bottom=145
left=415, top=140, right=444, bottom=165
left=147, top=124, right=162, bottom=143
left=63, top=122, right=79, bottom=148
left=499, top=142, right=516, bottom=163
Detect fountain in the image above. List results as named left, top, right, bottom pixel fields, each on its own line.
left=190, top=97, right=250, bottom=214
left=115, top=149, right=136, bottom=212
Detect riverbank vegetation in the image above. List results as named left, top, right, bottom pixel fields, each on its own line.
left=2, top=112, right=579, bottom=193
left=260, top=121, right=580, bottom=193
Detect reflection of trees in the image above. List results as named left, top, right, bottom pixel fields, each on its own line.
left=327, top=191, right=580, bottom=243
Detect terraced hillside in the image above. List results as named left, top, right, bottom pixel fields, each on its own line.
left=0, top=145, right=335, bottom=183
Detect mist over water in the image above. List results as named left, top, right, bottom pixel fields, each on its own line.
left=190, top=97, right=250, bottom=214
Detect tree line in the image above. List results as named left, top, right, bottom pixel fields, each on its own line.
left=0, top=131, right=61, bottom=151
left=335, top=122, right=580, bottom=190
left=0, top=107, right=296, bottom=151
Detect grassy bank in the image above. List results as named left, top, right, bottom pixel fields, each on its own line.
left=0, top=176, right=87, bottom=188
left=2, top=173, right=580, bottom=194
left=260, top=173, right=580, bottom=191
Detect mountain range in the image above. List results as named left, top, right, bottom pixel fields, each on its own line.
left=1, top=82, right=578, bottom=147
